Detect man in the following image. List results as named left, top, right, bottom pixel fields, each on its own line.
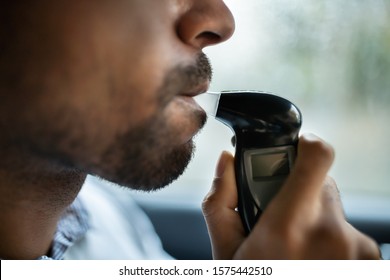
left=0, top=0, right=380, bottom=259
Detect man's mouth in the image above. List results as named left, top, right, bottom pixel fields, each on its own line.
left=178, top=78, right=210, bottom=108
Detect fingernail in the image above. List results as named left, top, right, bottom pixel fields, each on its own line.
left=215, top=151, right=229, bottom=177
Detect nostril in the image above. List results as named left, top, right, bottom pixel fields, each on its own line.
left=196, top=31, right=222, bottom=46
left=176, top=1, right=235, bottom=49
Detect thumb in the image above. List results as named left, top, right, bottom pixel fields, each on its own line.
left=202, top=151, right=245, bottom=259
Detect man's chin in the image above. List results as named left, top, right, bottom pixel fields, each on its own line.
left=100, top=140, right=195, bottom=192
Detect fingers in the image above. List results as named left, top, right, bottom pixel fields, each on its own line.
left=251, top=134, right=380, bottom=259
left=271, top=134, right=336, bottom=219
left=204, top=151, right=237, bottom=211
left=202, top=151, right=245, bottom=259
left=247, top=133, right=339, bottom=257
left=203, top=134, right=380, bottom=260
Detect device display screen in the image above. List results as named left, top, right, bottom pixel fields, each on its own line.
left=251, top=152, right=290, bottom=180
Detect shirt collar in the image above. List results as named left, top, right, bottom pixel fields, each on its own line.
left=37, top=197, right=90, bottom=260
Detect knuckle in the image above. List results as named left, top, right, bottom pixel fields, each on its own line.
left=299, top=135, right=335, bottom=166
left=324, top=176, right=337, bottom=188
left=201, top=195, right=214, bottom=217
left=201, top=183, right=219, bottom=217
left=321, top=177, right=342, bottom=205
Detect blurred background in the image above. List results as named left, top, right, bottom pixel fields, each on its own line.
left=134, top=0, right=390, bottom=210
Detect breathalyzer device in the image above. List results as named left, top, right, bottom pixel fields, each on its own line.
left=195, top=91, right=302, bottom=233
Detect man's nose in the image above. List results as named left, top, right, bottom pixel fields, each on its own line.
left=176, top=0, right=235, bottom=49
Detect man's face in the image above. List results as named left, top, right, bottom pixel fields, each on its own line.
left=0, top=0, right=234, bottom=191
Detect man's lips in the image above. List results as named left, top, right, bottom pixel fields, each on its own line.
left=180, top=80, right=210, bottom=98
left=173, top=81, right=209, bottom=144
left=178, top=80, right=210, bottom=112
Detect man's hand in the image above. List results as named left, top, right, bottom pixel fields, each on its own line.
left=202, top=134, right=381, bottom=259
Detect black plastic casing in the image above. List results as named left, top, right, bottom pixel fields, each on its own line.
left=215, top=91, right=302, bottom=233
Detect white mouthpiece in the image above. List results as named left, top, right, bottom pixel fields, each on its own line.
left=194, top=91, right=221, bottom=117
